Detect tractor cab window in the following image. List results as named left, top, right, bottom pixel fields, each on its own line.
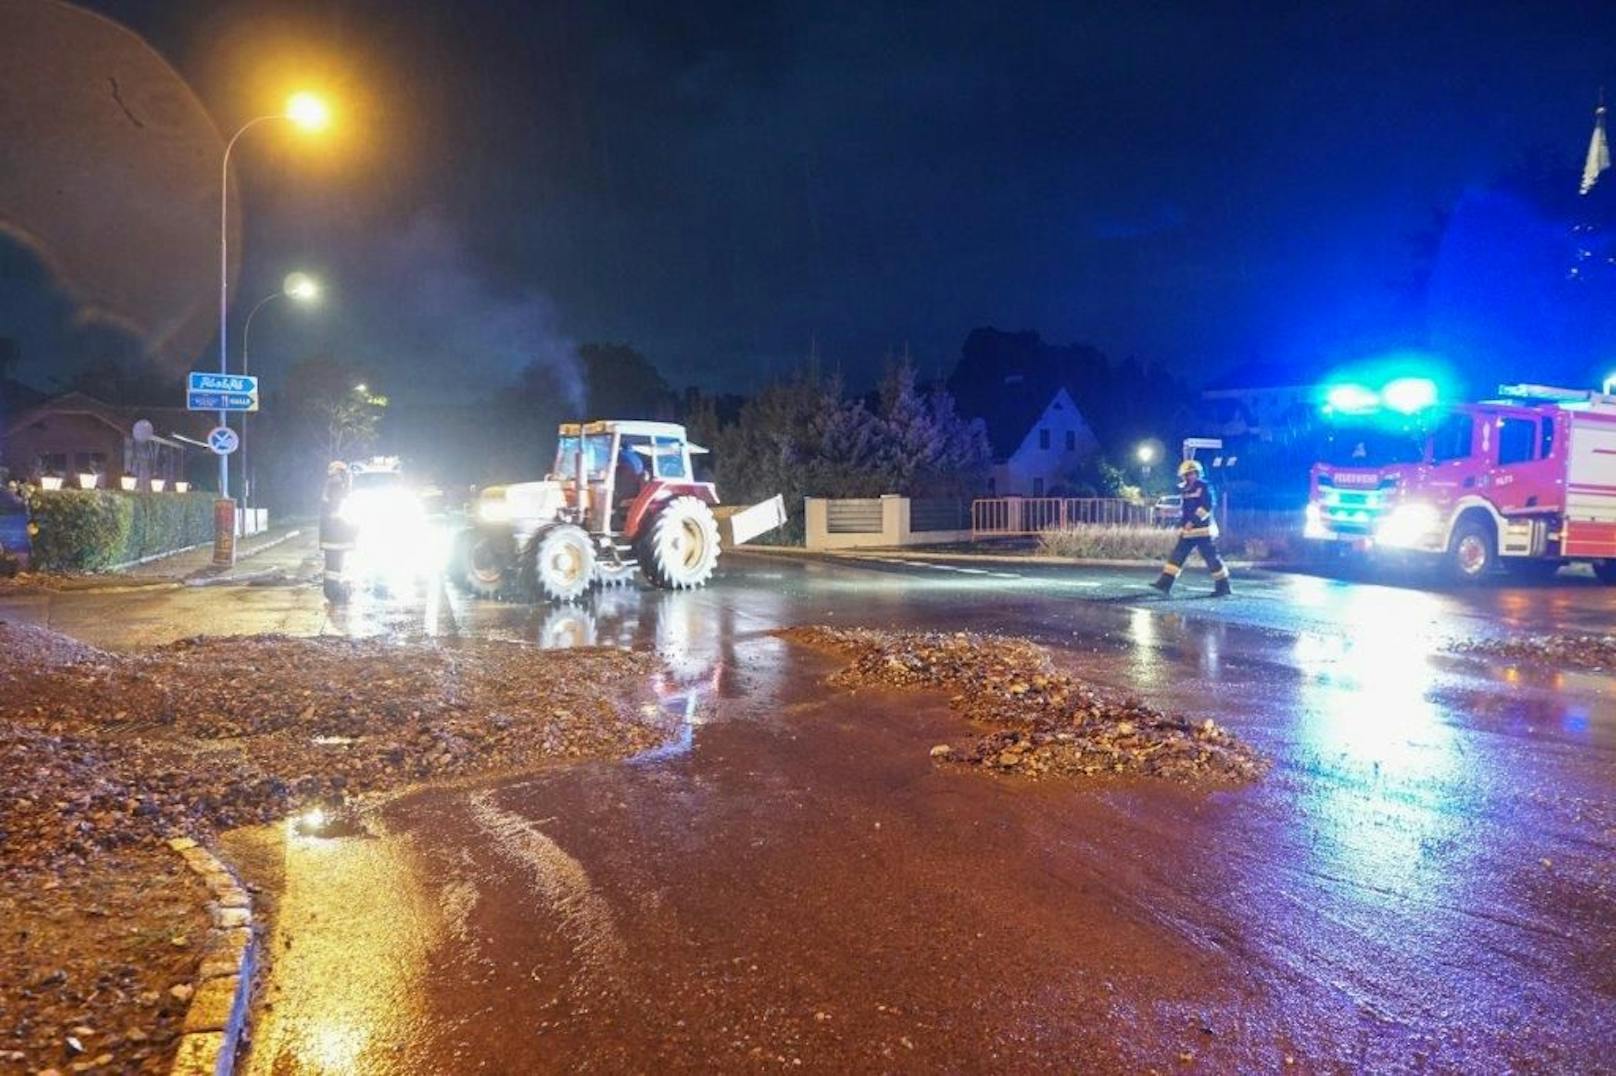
left=555, top=434, right=612, bottom=481
left=651, top=436, right=687, bottom=479
left=1430, top=413, right=1474, bottom=463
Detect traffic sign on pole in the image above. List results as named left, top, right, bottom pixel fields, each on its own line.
left=187, top=373, right=259, bottom=412
left=207, top=426, right=240, bottom=456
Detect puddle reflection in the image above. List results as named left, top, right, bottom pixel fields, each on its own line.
left=1291, top=585, right=1463, bottom=905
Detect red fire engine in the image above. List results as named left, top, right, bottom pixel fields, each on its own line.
left=1304, top=384, right=1616, bottom=583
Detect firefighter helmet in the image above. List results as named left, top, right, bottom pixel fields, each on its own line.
left=1177, top=458, right=1204, bottom=479
left=327, top=460, right=349, bottom=476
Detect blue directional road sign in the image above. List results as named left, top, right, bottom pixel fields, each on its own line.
left=187, top=372, right=259, bottom=412
left=207, top=426, right=240, bottom=455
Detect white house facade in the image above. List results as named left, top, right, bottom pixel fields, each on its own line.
left=987, top=387, right=1099, bottom=496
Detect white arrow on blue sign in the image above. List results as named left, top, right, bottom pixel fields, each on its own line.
left=186, top=372, right=260, bottom=412
left=207, top=426, right=240, bottom=455
left=189, top=372, right=257, bottom=394
left=187, top=391, right=259, bottom=412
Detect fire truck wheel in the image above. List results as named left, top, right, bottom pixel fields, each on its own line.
left=638, top=495, right=720, bottom=589
left=1445, top=517, right=1495, bottom=584
left=461, top=532, right=514, bottom=599
left=526, top=524, right=595, bottom=603
left=1594, top=560, right=1616, bottom=585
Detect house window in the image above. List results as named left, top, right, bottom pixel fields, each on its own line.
left=1064, top=430, right=1075, bottom=451
left=1038, top=428, right=1050, bottom=450
left=36, top=452, right=67, bottom=476
left=1033, top=477, right=1044, bottom=496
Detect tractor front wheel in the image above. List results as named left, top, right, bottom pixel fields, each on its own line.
left=638, top=496, right=720, bottom=589
left=526, top=524, right=595, bottom=603
left=458, top=531, right=514, bottom=599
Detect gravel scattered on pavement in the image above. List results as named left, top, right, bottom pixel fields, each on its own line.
left=1451, top=632, right=1616, bottom=670
left=0, top=620, right=675, bottom=1073
left=780, top=626, right=1266, bottom=783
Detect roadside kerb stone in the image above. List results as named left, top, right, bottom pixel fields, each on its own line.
left=164, top=837, right=258, bottom=1076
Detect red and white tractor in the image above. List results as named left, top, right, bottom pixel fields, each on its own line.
left=453, top=420, right=785, bottom=602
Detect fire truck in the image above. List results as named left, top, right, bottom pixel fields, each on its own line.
left=1304, top=384, right=1616, bottom=583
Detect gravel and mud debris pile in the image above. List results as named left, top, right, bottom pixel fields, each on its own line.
left=780, top=626, right=1265, bottom=783
left=0, top=622, right=673, bottom=1072
left=0, top=624, right=670, bottom=868
left=1451, top=632, right=1616, bottom=670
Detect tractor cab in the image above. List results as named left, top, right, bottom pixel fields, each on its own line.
left=552, top=420, right=708, bottom=535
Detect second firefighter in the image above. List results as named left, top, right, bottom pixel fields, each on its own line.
left=1151, top=459, right=1231, bottom=597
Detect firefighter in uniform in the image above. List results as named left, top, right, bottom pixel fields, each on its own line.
left=319, top=461, right=355, bottom=600
left=1151, top=458, right=1231, bottom=597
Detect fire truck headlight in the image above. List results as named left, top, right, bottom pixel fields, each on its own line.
left=1303, top=502, right=1326, bottom=539
left=1375, top=502, right=1440, bottom=548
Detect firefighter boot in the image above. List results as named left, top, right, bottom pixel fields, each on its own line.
left=1211, top=576, right=1232, bottom=598
left=1150, top=571, right=1176, bottom=594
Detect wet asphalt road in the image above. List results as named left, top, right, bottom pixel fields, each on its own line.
left=4, top=536, right=1615, bottom=1072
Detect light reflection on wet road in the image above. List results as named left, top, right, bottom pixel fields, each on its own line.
left=5, top=538, right=1614, bottom=1070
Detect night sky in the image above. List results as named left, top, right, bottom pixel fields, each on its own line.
left=13, top=0, right=1616, bottom=400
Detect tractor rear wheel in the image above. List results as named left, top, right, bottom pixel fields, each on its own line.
left=526, top=524, right=595, bottom=603
left=637, top=496, right=720, bottom=589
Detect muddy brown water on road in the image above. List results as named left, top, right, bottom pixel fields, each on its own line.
left=237, top=589, right=1614, bottom=1074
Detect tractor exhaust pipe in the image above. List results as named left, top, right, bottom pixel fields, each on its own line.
left=574, top=424, right=589, bottom=525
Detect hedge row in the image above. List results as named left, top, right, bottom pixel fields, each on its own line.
left=24, top=490, right=217, bottom=571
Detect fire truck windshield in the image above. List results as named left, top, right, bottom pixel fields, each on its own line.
left=1319, top=425, right=1425, bottom=467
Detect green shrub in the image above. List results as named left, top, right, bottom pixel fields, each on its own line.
left=24, top=490, right=217, bottom=571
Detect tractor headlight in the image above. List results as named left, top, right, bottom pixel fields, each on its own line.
left=1375, top=502, right=1439, bottom=549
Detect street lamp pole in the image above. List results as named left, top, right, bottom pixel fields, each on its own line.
left=239, top=291, right=283, bottom=506
left=219, top=114, right=282, bottom=502
left=215, top=93, right=329, bottom=505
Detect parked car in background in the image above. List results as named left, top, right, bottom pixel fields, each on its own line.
left=0, top=486, right=30, bottom=571
left=1152, top=494, right=1182, bottom=526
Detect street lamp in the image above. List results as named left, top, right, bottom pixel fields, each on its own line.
left=217, top=91, right=330, bottom=504
left=239, top=271, right=322, bottom=504
left=1136, top=441, right=1157, bottom=480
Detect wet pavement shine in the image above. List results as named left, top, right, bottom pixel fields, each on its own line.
left=4, top=536, right=1614, bottom=1071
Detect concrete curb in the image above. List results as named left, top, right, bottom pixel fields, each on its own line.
left=164, top=837, right=257, bottom=1076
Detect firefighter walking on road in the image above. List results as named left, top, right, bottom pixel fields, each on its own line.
left=1151, top=458, right=1231, bottom=597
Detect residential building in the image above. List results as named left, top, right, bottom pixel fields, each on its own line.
left=978, top=386, right=1100, bottom=496
left=1, top=391, right=204, bottom=488
left=1199, top=361, right=1324, bottom=442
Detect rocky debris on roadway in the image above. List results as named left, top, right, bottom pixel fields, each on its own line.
left=1451, top=632, right=1616, bottom=671
left=0, top=847, right=208, bottom=1074
left=0, top=620, right=672, bottom=1073
left=780, top=626, right=1265, bottom=783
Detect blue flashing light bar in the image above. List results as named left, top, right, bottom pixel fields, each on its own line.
left=1324, top=383, right=1379, bottom=414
